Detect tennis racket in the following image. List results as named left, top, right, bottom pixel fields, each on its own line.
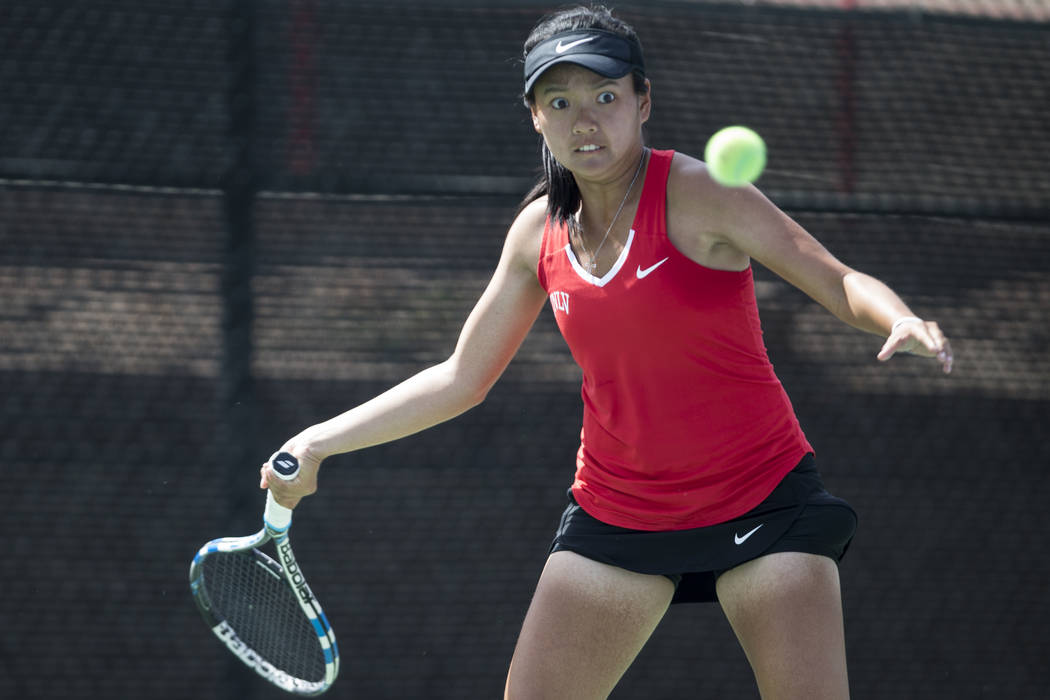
left=189, top=452, right=339, bottom=695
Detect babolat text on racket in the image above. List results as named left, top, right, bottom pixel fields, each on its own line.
left=189, top=452, right=339, bottom=695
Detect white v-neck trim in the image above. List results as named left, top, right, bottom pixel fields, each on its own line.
left=564, top=229, right=635, bottom=288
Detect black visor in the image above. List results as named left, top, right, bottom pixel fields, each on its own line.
left=524, top=29, right=645, bottom=96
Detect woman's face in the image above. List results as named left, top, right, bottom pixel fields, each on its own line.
left=529, top=63, right=651, bottom=180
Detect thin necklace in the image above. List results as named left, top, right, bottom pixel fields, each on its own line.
left=576, top=148, right=648, bottom=275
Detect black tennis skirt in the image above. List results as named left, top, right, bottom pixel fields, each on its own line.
left=549, top=454, right=857, bottom=604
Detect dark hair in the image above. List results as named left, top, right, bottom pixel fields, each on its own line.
left=517, top=5, right=648, bottom=229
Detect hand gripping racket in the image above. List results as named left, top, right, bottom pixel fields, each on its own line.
left=189, top=452, right=339, bottom=695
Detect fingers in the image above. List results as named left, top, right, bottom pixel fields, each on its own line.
left=935, top=338, right=954, bottom=374
left=877, top=318, right=953, bottom=374
left=876, top=335, right=907, bottom=362
left=259, top=448, right=320, bottom=510
left=260, top=459, right=303, bottom=509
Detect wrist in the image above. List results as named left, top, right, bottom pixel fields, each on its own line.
left=292, top=426, right=335, bottom=463
left=890, top=316, right=923, bottom=334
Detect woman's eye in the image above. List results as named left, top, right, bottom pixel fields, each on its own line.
left=551, top=97, right=569, bottom=110
left=597, top=91, right=615, bottom=104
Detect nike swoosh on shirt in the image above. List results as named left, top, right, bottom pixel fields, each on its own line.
left=556, top=37, right=597, bottom=54
left=636, top=257, right=669, bottom=279
left=734, top=524, right=764, bottom=545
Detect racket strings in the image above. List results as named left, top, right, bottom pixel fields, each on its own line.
left=201, top=549, right=326, bottom=682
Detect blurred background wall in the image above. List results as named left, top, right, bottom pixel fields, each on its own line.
left=2, top=1, right=1047, bottom=698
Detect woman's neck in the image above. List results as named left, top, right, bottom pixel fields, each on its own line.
left=574, top=146, right=649, bottom=239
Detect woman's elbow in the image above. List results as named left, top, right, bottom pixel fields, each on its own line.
left=467, top=383, right=493, bottom=409
left=443, top=357, right=499, bottom=410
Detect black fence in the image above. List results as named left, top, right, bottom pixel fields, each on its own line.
left=2, top=2, right=1048, bottom=698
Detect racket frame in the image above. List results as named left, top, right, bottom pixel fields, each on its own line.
left=189, top=492, right=339, bottom=695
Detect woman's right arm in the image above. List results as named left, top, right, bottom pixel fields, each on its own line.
left=262, top=200, right=550, bottom=507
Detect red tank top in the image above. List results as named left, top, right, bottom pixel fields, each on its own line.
left=537, top=149, right=813, bottom=530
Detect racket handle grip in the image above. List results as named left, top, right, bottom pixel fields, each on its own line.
left=264, top=452, right=300, bottom=531
left=265, top=489, right=293, bottom=531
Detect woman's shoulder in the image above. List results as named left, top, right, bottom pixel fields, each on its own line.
left=665, top=150, right=729, bottom=227
left=666, top=150, right=722, bottom=200
left=514, top=195, right=549, bottom=226
left=510, top=196, right=549, bottom=243
left=505, top=196, right=549, bottom=271
left=666, top=148, right=769, bottom=222
left=663, top=149, right=766, bottom=269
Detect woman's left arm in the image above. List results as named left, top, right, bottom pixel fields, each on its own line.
left=684, top=168, right=952, bottom=373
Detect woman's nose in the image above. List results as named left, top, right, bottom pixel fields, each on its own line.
left=573, top=110, right=598, bottom=134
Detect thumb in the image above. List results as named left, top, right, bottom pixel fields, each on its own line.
left=876, top=334, right=904, bottom=362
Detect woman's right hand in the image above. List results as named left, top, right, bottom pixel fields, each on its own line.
left=259, top=438, right=325, bottom=510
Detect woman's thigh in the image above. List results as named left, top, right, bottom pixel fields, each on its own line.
left=716, top=552, right=850, bottom=700
left=505, top=550, right=676, bottom=700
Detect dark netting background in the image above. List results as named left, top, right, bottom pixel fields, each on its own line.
left=2, top=1, right=1047, bottom=698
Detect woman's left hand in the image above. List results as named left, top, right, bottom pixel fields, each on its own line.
left=877, top=317, right=953, bottom=374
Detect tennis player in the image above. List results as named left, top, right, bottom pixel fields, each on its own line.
left=263, top=6, right=953, bottom=698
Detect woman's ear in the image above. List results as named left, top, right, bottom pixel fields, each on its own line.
left=639, top=79, right=652, bottom=124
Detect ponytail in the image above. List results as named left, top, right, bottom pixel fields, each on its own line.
left=517, top=142, right=581, bottom=237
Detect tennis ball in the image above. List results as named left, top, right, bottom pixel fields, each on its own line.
left=704, top=126, right=767, bottom=187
